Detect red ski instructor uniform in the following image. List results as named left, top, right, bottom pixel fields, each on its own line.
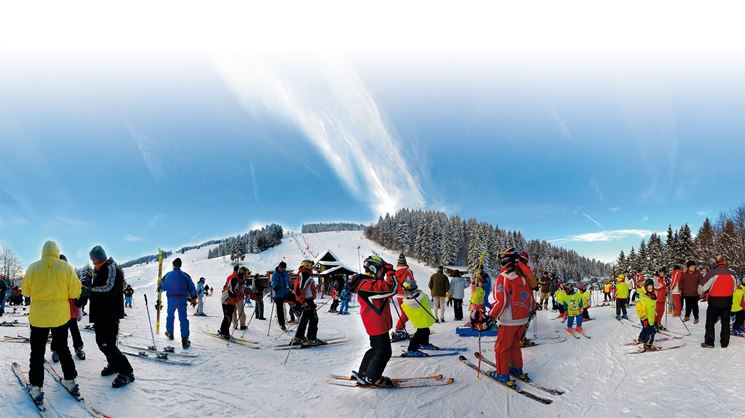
left=489, top=268, right=534, bottom=377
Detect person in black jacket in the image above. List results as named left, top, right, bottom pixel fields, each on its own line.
left=89, top=245, right=134, bottom=388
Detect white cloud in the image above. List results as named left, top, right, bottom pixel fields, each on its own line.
left=608, top=206, right=622, bottom=212
left=125, top=120, right=166, bottom=183
left=549, top=229, right=660, bottom=243
left=124, top=234, right=145, bottom=242
left=697, top=210, right=710, bottom=217
left=215, top=56, right=425, bottom=216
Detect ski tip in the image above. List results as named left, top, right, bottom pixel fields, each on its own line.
left=445, top=377, right=455, bottom=384
left=458, top=355, right=467, bottom=360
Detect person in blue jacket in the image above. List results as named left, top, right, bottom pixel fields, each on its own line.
left=159, top=258, right=197, bottom=348
left=195, top=277, right=206, bottom=316
left=271, top=261, right=292, bottom=331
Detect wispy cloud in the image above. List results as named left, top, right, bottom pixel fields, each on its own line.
left=147, top=213, right=165, bottom=228
left=124, top=234, right=145, bottom=242
left=581, top=211, right=605, bottom=229
left=589, top=178, right=606, bottom=203
left=550, top=108, right=575, bottom=143
left=0, top=216, right=27, bottom=229
left=215, top=56, right=425, bottom=216
left=56, top=216, right=88, bottom=227
left=696, top=210, right=710, bottom=217
left=608, top=206, right=622, bottom=212
left=549, top=229, right=660, bottom=243
left=125, top=119, right=166, bottom=183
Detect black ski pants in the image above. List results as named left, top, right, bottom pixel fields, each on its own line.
left=407, top=328, right=430, bottom=352
left=221, top=303, right=235, bottom=335
left=704, top=303, right=731, bottom=347
left=94, top=320, right=133, bottom=374
left=295, top=302, right=318, bottom=340
left=274, top=298, right=287, bottom=327
left=453, top=299, right=464, bottom=320
left=358, top=333, right=392, bottom=382
left=684, top=296, right=699, bottom=320
left=68, top=318, right=83, bottom=349
left=254, top=299, right=264, bottom=319
left=616, top=298, right=628, bottom=317
left=29, top=324, right=76, bottom=387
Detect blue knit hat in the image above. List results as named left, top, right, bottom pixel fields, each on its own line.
left=89, top=245, right=107, bottom=261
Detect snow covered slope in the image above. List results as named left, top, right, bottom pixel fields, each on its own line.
left=2, top=231, right=744, bottom=418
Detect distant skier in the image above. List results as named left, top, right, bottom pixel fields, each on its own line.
left=218, top=267, right=245, bottom=338
left=0, top=274, right=8, bottom=317
left=401, top=279, right=437, bottom=357
left=681, top=261, right=702, bottom=323
left=449, top=270, right=467, bottom=321
left=538, top=272, right=551, bottom=310
left=350, top=256, right=398, bottom=387
left=554, top=282, right=567, bottom=320
left=488, top=248, right=534, bottom=387
left=195, top=277, right=206, bottom=316
left=328, top=283, right=340, bottom=313
left=603, top=280, right=612, bottom=302
left=468, top=274, right=486, bottom=327
left=392, top=254, right=415, bottom=341
left=428, top=266, right=449, bottom=322
left=291, top=260, right=324, bottom=346
left=271, top=262, right=293, bottom=332
left=232, top=267, right=249, bottom=330
left=579, top=282, right=592, bottom=321
left=669, top=266, right=682, bottom=317
left=338, top=285, right=351, bottom=315
left=698, top=255, right=736, bottom=349
left=159, top=258, right=198, bottom=348
left=124, top=285, right=134, bottom=308
left=731, top=277, right=745, bottom=335
left=252, top=274, right=266, bottom=320
left=22, top=241, right=83, bottom=404
left=636, top=279, right=659, bottom=351
left=653, top=268, right=668, bottom=329
left=614, top=275, right=629, bottom=320
left=632, top=269, right=644, bottom=302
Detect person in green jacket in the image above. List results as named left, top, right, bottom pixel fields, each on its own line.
left=579, top=283, right=592, bottom=320
left=554, top=282, right=567, bottom=321
left=614, top=275, right=630, bottom=320
left=636, top=279, right=658, bottom=351
left=731, top=277, right=745, bottom=335
left=561, top=282, right=585, bottom=335
left=400, top=279, right=438, bottom=357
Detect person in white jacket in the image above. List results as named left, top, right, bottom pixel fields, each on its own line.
left=449, top=271, right=467, bottom=320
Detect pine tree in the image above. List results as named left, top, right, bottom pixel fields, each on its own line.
left=716, top=219, right=738, bottom=265
left=695, top=218, right=716, bottom=265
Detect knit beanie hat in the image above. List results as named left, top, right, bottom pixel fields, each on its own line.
left=89, top=245, right=107, bottom=261
left=397, top=253, right=408, bottom=268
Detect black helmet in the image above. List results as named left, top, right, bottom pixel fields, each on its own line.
left=364, top=256, right=388, bottom=276
left=643, top=278, right=655, bottom=289
left=499, top=247, right=518, bottom=266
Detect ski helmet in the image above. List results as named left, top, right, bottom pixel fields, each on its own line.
left=402, top=278, right=418, bottom=292
left=499, top=247, right=518, bottom=268
left=518, top=249, right=529, bottom=263
left=578, top=282, right=587, bottom=292
left=363, top=255, right=390, bottom=277
left=470, top=309, right=495, bottom=332
left=564, top=282, right=574, bottom=292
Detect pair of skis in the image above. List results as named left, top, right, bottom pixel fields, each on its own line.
left=327, top=373, right=455, bottom=389
left=121, top=350, right=194, bottom=365
left=566, top=329, right=591, bottom=339
left=459, top=354, right=557, bottom=404
left=119, top=343, right=198, bottom=358
left=272, top=338, right=347, bottom=350
left=81, top=325, right=132, bottom=337
left=11, top=361, right=112, bottom=417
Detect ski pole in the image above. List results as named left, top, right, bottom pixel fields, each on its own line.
left=477, top=331, right=482, bottom=380
left=283, top=308, right=306, bottom=367
left=144, top=294, right=157, bottom=350
left=267, top=296, right=275, bottom=336
left=240, top=309, right=257, bottom=340
left=679, top=314, right=692, bottom=336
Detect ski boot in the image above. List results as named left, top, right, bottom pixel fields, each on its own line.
left=566, top=327, right=576, bottom=336
left=305, top=339, right=327, bottom=346
left=75, top=347, right=86, bottom=360
left=401, top=350, right=428, bottom=357
left=373, top=376, right=398, bottom=388
left=683, top=316, right=690, bottom=322
left=290, top=337, right=308, bottom=346
left=490, top=372, right=518, bottom=388
left=351, top=370, right=366, bottom=384
left=51, top=351, right=60, bottom=363
left=279, top=325, right=287, bottom=332
left=731, top=329, right=743, bottom=337
left=390, top=330, right=409, bottom=342
left=642, top=343, right=658, bottom=352
left=510, top=367, right=531, bottom=383
left=100, top=364, right=118, bottom=376
left=61, top=379, right=80, bottom=396
left=616, top=315, right=621, bottom=320
left=239, top=325, right=247, bottom=330
left=216, top=330, right=230, bottom=340
left=27, top=386, right=44, bottom=405
left=182, top=338, right=191, bottom=349
left=576, top=326, right=586, bottom=336
left=694, top=319, right=699, bottom=324
left=700, top=342, right=714, bottom=348
left=165, top=331, right=174, bottom=340
left=621, top=314, right=628, bottom=320
left=112, top=373, right=135, bottom=388
left=521, top=339, right=536, bottom=347
left=419, top=343, right=440, bottom=350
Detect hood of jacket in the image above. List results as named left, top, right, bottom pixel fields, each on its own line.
left=42, top=240, right=61, bottom=260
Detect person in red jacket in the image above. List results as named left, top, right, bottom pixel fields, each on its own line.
left=653, top=268, right=668, bottom=329
left=291, top=260, right=323, bottom=346
left=488, top=248, right=534, bottom=388
left=699, top=255, right=737, bottom=348
left=350, top=256, right=398, bottom=387
left=392, top=254, right=415, bottom=342
left=681, top=261, right=702, bottom=323
left=632, top=269, right=644, bottom=302
left=669, top=265, right=682, bottom=317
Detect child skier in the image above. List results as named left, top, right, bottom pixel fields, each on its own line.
left=124, top=285, right=134, bottom=308
left=392, top=254, right=415, bottom=342
left=614, top=275, right=629, bottom=320
left=350, top=256, right=398, bottom=387
left=579, top=283, right=592, bottom=320
left=636, top=279, right=658, bottom=351
left=562, top=282, right=585, bottom=336
left=338, top=285, right=350, bottom=315
left=603, top=280, right=612, bottom=302
left=731, top=277, right=745, bottom=335
left=328, top=285, right=340, bottom=313
left=653, top=267, right=668, bottom=329
left=554, top=282, right=567, bottom=321
left=467, top=275, right=486, bottom=327
left=291, top=260, right=324, bottom=346
left=400, top=279, right=437, bottom=357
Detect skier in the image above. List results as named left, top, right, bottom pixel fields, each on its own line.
left=579, top=282, right=592, bottom=321
left=291, top=260, right=324, bottom=346
left=554, top=282, right=567, bottom=320
left=22, top=241, right=83, bottom=403
left=614, top=275, right=629, bottom=320
left=270, top=262, right=292, bottom=332
left=653, top=268, right=668, bottom=329
left=159, top=258, right=197, bottom=348
left=731, top=277, right=745, bottom=335
left=52, top=254, right=86, bottom=362
left=0, top=274, right=8, bottom=317
left=328, top=284, right=340, bottom=313
left=350, top=255, right=398, bottom=387
left=681, top=261, right=701, bottom=323
left=195, top=277, right=206, bottom=316
left=636, top=279, right=659, bottom=351
left=428, top=266, right=449, bottom=322
left=218, top=267, right=244, bottom=338
left=538, top=272, right=550, bottom=310
left=467, top=274, right=486, bottom=327
left=88, top=245, right=134, bottom=388
left=338, top=284, right=351, bottom=315
left=232, top=267, right=249, bottom=330
left=401, top=279, right=437, bottom=356
left=698, top=255, right=737, bottom=348
left=124, top=285, right=134, bottom=308
left=449, top=270, right=467, bottom=321
left=632, top=269, right=644, bottom=303
left=603, top=280, right=612, bottom=303
left=561, top=282, right=585, bottom=336
left=669, top=266, right=682, bottom=317
left=488, top=248, right=534, bottom=387
left=392, top=254, right=415, bottom=341
left=252, top=274, right=266, bottom=320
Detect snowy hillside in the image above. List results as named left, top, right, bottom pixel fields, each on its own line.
left=2, top=231, right=744, bottom=418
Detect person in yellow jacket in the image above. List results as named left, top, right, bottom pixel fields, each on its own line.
left=21, top=241, right=83, bottom=404
left=554, top=282, right=567, bottom=321
left=636, top=279, right=658, bottom=351
left=400, top=279, right=438, bottom=356
left=579, top=283, right=592, bottom=320
left=561, top=282, right=586, bottom=336
left=731, top=277, right=745, bottom=335
left=603, top=280, right=612, bottom=302
left=614, top=275, right=630, bottom=320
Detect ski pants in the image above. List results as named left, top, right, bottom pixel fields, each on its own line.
left=704, top=303, right=731, bottom=347
left=638, top=322, right=656, bottom=344
left=329, top=299, right=339, bottom=312
left=29, top=324, right=76, bottom=387
left=166, top=297, right=190, bottom=338
left=68, top=318, right=83, bottom=349
left=220, top=303, right=235, bottom=336
left=358, top=333, right=392, bottom=382
left=274, top=297, right=287, bottom=327
left=232, top=298, right=246, bottom=328
left=582, top=306, right=591, bottom=320
left=494, top=324, right=526, bottom=376
left=433, top=296, right=447, bottom=321
left=732, top=311, right=745, bottom=329
left=196, top=295, right=205, bottom=315
left=539, top=292, right=549, bottom=309
left=453, top=298, right=464, bottom=320
left=295, top=302, right=318, bottom=340
left=567, top=315, right=583, bottom=329
left=339, top=300, right=349, bottom=314
left=655, top=300, right=666, bottom=324
left=94, top=320, right=133, bottom=375
left=616, top=298, right=628, bottom=317
left=684, top=296, right=700, bottom=320
left=394, top=297, right=409, bottom=330
left=671, top=294, right=682, bottom=317
left=407, top=327, right=431, bottom=352
left=254, top=298, right=264, bottom=319
left=124, top=296, right=133, bottom=308
left=0, top=290, right=5, bottom=314
left=604, top=292, right=610, bottom=302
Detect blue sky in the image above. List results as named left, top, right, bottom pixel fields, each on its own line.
left=1, top=2, right=744, bottom=268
